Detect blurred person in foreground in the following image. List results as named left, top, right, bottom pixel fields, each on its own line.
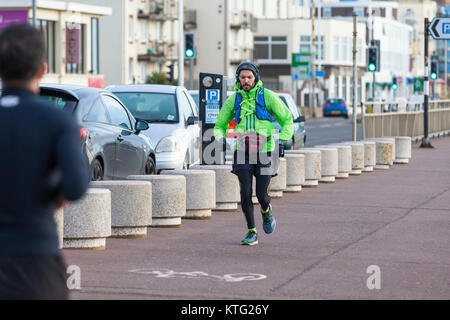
left=0, top=23, right=89, bottom=299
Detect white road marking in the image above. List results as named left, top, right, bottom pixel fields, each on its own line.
left=129, top=268, right=267, bottom=282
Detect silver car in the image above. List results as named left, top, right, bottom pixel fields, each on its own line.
left=39, top=84, right=156, bottom=180
left=108, top=85, right=201, bottom=173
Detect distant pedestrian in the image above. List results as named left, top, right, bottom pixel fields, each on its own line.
left=214, top=62, right=293, bottom=245
left=0, top=23, right=89, bottom=299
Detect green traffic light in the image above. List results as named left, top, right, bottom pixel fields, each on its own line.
left=430, top=73, right=437, bottom=80
left=185, top=49, right=194, bottom=58
left=392, top=84, right=398, bottom=90
left=368, top=63, right=376, bottom=72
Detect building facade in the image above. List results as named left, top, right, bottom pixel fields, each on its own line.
left=0, top=0, right=112, bottom=87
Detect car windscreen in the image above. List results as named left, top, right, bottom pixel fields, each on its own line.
left=114, top=92, right=178, bottom=123
left=326, top=98, right=345, bottom=105
left=39, top=90, right=78, bottom=113
left=279, top=95, right=300, bottom=118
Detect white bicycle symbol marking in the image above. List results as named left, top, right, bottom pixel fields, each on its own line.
left=129, top=268, right=267, bottom=282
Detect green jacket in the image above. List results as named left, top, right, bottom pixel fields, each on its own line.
left=214, top=80, right=293, bottom=152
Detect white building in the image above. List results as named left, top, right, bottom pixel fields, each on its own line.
left=0, top=0, right=112, bottom=87
left=254, top=18, right=367, bottom=110
left=67, top=0, right=180, bottom=86
left=320, top=0, right=414, bottom=100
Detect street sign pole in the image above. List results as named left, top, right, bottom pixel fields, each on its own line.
left=352, top=12, right=357, bottom=141
left=421, top=17, right=433, bottom=148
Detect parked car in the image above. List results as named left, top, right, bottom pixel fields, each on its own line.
left=323, top=98, right=348, bottom=118
left=108, top=84, right=201, bottom=173
left=188, top=90, right=306, bottom=149
left=39, top=84, right=156, bottom=180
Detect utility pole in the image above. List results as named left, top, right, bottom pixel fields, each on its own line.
left=352, top=12, right=357, bottom=141
left=421, top=17, right=433, bottom=148
left=178, top=0, right=184, bottom=87
left=32, top=0, right=37, bottom=27
left=311, top=0, right=317, bottom=118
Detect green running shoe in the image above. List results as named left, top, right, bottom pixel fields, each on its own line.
left=261, top=204, right=276, bottom=234
left=240, top=229, right=258, bottom=246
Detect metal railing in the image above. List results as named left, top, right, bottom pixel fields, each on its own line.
left=361, top=100, right=450, bottom=140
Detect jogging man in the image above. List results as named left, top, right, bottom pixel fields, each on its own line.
left=0, top=23, right=89, bottom=299
left=214, top=62, right=293, bottom=245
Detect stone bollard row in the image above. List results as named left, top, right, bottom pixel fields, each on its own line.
left=63, top=188, right=111, bottom=250
left=286, top=149, right=321, bottom=187
left=313, top=147, right=338, bottom=183
left=127, top=175, right=186, bottom=227
left=284, top=153, right=305, bottom=192
left=325, top=144, right=352, bottom=179
left=161, top=169, right=216, bottom=219
left=90, top=180, right=152, bottom=238
left=190, top=165, right=240, bottom=211
left=269, top=158, right=287, bottom=198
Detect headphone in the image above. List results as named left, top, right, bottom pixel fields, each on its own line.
left=235, top=61, right=260, bottom=83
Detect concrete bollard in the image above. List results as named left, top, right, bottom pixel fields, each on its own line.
left=269, top=157, right=287, bottom=198
left=127, top=175, right=186, bottom=227
left=90, top=181, right=152, bottom=238
left=63, top=188, right=111, bottom=250
left=313, top=147, right=338, bottom=183
left=190, top=165, right=239, bottom=211
left=337, top=142, right=364, bottom=175
left=393, top=136, right=412, bottom=164
left=286, top=149, right=321, bottom=187
left=325, top=144, right=352, bottom=179
left=284, top=153, right=305, bottom=192
left=365, top=139, right=394, bottom=169
left=54, top=208, right=64, bottom=249
left=161, top=169, right=216, bottom=219
left=360, top=140, right=376, bottom=172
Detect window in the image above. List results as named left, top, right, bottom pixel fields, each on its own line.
left=113, top=92, right=179, bottom=123
left=140, top=62, right=148, bottom=83
left=334, top=36, right=339, bottom=61
left=323, top=7, right=331, bottom=18
left=334, top=77, right=339, bottom=97
left=85, top=98, right=110, bottom=124
left=254, top=36, right=287, bottom=60
left=102, top=95, right=132, bottom=130
left=342, top=77, right=347, bottom=100
left=300, top=35, right=311, bottom=53
left=91, top=18, right=99, bottom=74
left=140, top=20, right=147, bottom=41
left=129, top=59, right=134, bottom=83
left=181, top=92, right=194, bottom=122
left=357, top=39, right=362, bottom=63
left=37, top=19, right=55, bottom=73
left=262, top=0, right=266, bottom=17
left=65, top=22, right=85, bottom=74
left=341, top=37, right=347, bottom=61
left=128, top=16, right=134, bottom=40
left=156, top=21, right=162, bottom=41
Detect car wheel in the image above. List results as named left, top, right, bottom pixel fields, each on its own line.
left=144, top=156, right=156, bottom=175
left=91, top=159, right=104, bottom=181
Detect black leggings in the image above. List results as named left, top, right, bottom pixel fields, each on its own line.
left=236, top=169, right=271, bottom=230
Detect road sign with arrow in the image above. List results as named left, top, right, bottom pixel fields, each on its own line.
left=428, top=17, right=450, bottom=40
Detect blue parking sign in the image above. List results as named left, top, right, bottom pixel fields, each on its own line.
left=206, top=89, right=220, bottom=101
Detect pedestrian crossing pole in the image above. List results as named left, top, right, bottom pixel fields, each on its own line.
left=420, top=17, right=433, bottom=148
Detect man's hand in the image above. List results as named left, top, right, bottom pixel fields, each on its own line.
left=56, top=194, right=69, bottom=210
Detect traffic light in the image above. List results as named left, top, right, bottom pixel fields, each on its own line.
left=367, top=46, right=378, bottom=72
left=184, top=32, right=195, bottom=58
left=167, top=63, right=174, bottom=83
left=430, top=59, right=438, bottom=80
left=392, top=76, right=398, bottom=90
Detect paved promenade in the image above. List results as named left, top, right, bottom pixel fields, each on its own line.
left=64, top=137, right=450, bottom=300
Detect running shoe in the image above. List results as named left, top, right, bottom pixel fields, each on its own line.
left=261, top=204, right=276, bottom=234
left=240, top=229, right=258, bottom=246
